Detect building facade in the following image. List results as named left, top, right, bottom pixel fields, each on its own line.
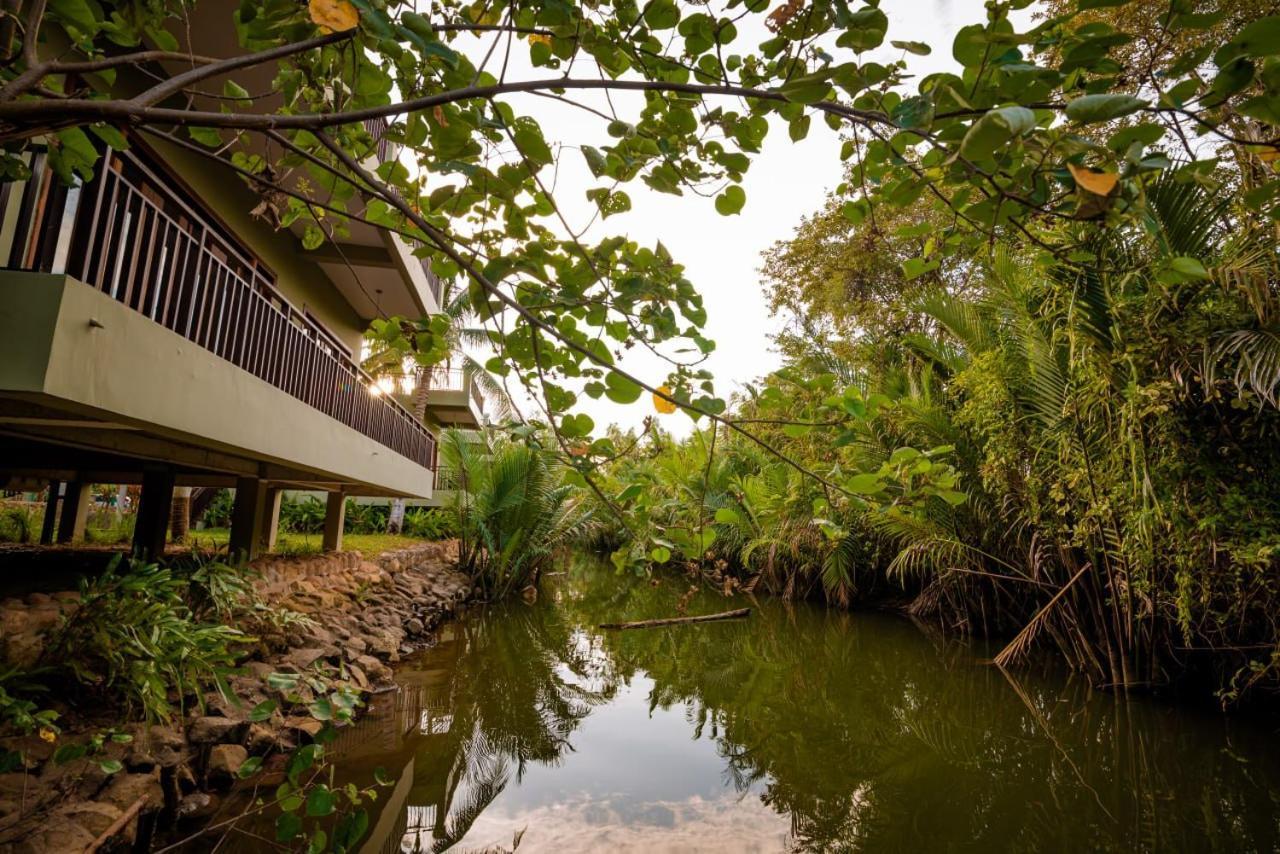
left=0, top=28, right=483, bottom=557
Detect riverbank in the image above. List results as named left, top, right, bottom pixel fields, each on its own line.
left=0, top=541, right=472, bottom=852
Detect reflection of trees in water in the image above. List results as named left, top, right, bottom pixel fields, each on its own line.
left=554, top=564, right=1280, bottom=853
left=404, top=560, right=1279, bottom=852
left=408, top=594, right=615, bottom=852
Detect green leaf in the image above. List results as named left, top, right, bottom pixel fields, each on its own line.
left=891, top=40, right=931, bottom=56
left=604, top=372, right=643, bottom=404
left=644, top=0, right=680, bottom=30
left=779, top=72, right=831, bottom=105
left=306, top=784, right=337, bottom=817
left=838, top=7, right=888, bottom=51
left=1065, top=94, right=1148, bottom=124
left=1230, top=15, right=1280, bottom=57
left=958, top=106, right=1036, bottom=161
left=714, top=508, right=740, bottom=525
left=88, top=124, right=128, bottom=151
left=560, top=413, right=595, bottom=439
left=98, top=759, right=123, bottom=775
left=187, top=126, right=222, bottom=148
left=275, top=813, right=303, bottom=843
left=847, top=473, right=885, bottom=495
left=1168, top=256, right=1210, bottom=280
left=237, top=756, right=264, bottom=778
left=249, top=700, right=277, bottom=722
left=650, top=546, right=671, bottom=564
left=891, top=95, right=934, bottom=130
left=422, top=41, right=460, bottom=69
left=714, top=185, right=746, bottom=216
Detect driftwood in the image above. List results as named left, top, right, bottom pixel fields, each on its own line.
left=599, top=607, right=750, bottom=630
left=86, top=794, right=147, bottom=853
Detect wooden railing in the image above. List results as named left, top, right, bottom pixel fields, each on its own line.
left=7, top=146, right=435, bottom=469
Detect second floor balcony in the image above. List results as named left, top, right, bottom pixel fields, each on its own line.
left=0, top=141, right=436, bottom=495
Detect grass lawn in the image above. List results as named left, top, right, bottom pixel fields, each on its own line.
left=188, top=528, right=436, bottom=557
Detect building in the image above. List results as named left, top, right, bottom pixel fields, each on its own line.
left=0, top=22, right=482, bottom=559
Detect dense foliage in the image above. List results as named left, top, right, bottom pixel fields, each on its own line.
left=440, top=429, right=596, bottom=599
left=6, top=0, right=1280, bottom=704
left=590, top=166, right=1280, bottom=703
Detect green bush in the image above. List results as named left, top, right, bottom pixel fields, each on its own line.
left=442, top=430, right=595, bottom=599
left=402, top=507, right=457, bottom=540
left=200, top=488, right=234, bottom=528
left=279, top=495, right=325, bottom=534
left=0, top=503, right=40, bottom=544
left=43, top=556, right=251, bottom=722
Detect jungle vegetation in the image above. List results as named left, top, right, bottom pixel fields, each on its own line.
left=5, top=0, right=1280, bottom=707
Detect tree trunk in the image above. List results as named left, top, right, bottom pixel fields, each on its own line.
left=387, top=498, right=406, bottom=534
left=170, top=486, right=191, bottom=543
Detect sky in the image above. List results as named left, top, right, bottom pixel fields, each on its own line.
left=451, top=0, right=1017, bottom=437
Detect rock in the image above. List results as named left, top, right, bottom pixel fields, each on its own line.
left=283, top=716, right=324, bottom=742
left=343, top=636, right=368, bottom=658
left=405, top=617, right=425, bottom=636
left=346, top=663, right=369, bottom=690
left=3, top=632, right=44, bottom=668
left=285, top=647, right=329, bottom=671
left=54, top=800, right=125, bottom=840
left=207, top=744, right=248, bottom=786
left=187, top=716, right=244, bottom=745
left=174, top=763, right=198, bottom=795
left=244, top=723, right=292, bottom=755
left=242, top=660, right=276, bottom=681
left=176, top=791, right=220, bottom=821
left=98, top=771, right=163, bottom=816
left=354, top=654, right=391, bottom=683
left=12, top=817, right=96, bottom=854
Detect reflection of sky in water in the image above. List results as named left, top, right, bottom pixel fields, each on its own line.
left=409, top=673, right=789, bottom=852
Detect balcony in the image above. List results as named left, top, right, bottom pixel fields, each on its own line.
left=421, top=368, right=485, bottom=428
left=0, top=144, right=434, bottom=473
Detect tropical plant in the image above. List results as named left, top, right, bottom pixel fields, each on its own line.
left=442, top=429, right=596, bottom=599
left=41, top=556, right=251, bottom=721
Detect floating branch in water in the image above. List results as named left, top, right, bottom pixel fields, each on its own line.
left=599, top=608, right=751, bottom=630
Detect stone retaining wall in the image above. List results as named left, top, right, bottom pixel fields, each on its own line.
left=0, top=541, right=472, bottom=852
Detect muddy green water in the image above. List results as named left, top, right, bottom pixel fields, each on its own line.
left=329, top=562, right=1280, bottom=853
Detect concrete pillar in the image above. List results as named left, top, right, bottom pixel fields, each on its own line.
left=262, top=487, right=282, bottom=553
left=132, top=468, right=175, bottom=561
left=39, top=481, right=61, bottom=545
left=229, top=477, right=268, bottom=562
left=56, top=480, right=91, bottom=544
left=323, top=491, right=346, bottom=552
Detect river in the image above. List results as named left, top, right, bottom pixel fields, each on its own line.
left=319, top=560, right=1280, bottom=853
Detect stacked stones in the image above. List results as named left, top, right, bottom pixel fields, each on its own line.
left=0, top=542, right=471, bottom=852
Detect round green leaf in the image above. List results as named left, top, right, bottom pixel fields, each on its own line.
left=715, top=185, right=746, bottom=216
left=1065, top=94, right=1148, bottom=124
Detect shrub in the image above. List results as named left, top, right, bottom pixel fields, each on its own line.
left=43, top=556, right=250, bottom=722
left=402, top=507, right=457, bottom=540
left=277, top=495, right=324, bottom=534
left=200, top=488, right=234, bottom=528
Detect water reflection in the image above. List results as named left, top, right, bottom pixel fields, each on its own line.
left=345, top=561, right=1280, bottom=853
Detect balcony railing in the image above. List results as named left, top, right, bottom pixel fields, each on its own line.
left=2, top=145, right=435, bottom=470
left=426, top=367, right=485, bottom=416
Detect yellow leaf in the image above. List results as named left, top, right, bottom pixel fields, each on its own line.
left=1257, top=147, right=1280, bottom=164
left=653, top=386, right=677, bottom=415
left=309, top=0, right=359, bottom=33
left=1067, top=163, right=1119, bottom=197
left=528, top=33, right=552, bottom=47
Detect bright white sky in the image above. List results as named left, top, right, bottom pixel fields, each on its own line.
left=450, top=0, right=1028, bottom=437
